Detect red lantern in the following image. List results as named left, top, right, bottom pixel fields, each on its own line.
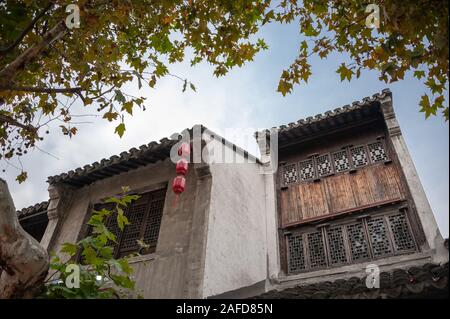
left=176, top=158, right=188, bottom=175
left=172, top=176, right=186, bottom=194
left=177, top=142, right=191, bottom=157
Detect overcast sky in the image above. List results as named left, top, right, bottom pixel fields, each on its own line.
left=3, top=19, right=449, bottom=237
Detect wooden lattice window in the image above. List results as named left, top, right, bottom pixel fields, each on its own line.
left=280, top=139, right=390, bottom=188
left=332, top=150, right=350, bottom=173
left=282, top=163, right=299, bottom=185
left=286, top=211, right=416, bottom=274
left=87, top=188, right=166, bottom=258
left=299, top=159, right=315, bottom=181
left=287, top=234, right=306, bottom=273
left=366, top=216, right=393, bottom=257
left=316, top=154, right=333, bottom=177
left=326, top=226, right=347, bottom=265
left=307, top=231, right=327, bottom=269
left=346, top=222, right=370, bottom=262
left=350, top=145, right=368, bottom=168
left=368, top=141, right=388, bottom=163
left=388, top=212, right=416, bottom=252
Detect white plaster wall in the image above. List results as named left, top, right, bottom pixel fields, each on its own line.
left=202, top=138, right=269, bottom=297
left=262, top=171, right=280, bottom=283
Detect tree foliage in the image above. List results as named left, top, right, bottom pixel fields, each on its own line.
left=0, top=0, right=448, bottom=181
left=273, top=0, right=448, bottom=120
left=0, top=0, right=270, bottom=180
left=40, top=188, right=142, bottom=299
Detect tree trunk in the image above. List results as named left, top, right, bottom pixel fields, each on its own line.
left=0, top=178, right=49, bottom=298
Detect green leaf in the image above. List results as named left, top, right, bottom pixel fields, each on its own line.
left=336, top=63, right=353, bottom=82
left=443, top=107, right=449, bottom=121
left=99, top=246, right=114, bottom=259
left=149, top=75, right=156, bottom=88
left=88, top=213, right=104, bottom=226
left=414, top=70, right=425, bottom=79
left=103, top=112, right=118, bottom=122
left=61, top=243, right=78, bottom=256
left=303, top=23, right=319, bottom=37
left=299, top=40, right=308, bottom=54
left=114, top=90, right=126, bottom=103
left=104, top=197, right=122, bottom=205
left=115, top=123, right=126, bottom=138
left=419, top=94, right=436, bottom=119
left=110, top=274, right=135, bottom=289
left=109, top=258, right=134, bottom=275
left=82, top=246, right=102, bottom=266
left=15, top=171, right=27, bottom=183
left=122, top=194, right=140, bottom=204
left=277, top=79, right=293, bottom=96
left=117, top=209, right=129, bottom=231
left=189, top=82, right=196, bottom=92
left=121, top=101, right=133, bottom=115
left=117, top=259, right=133, bottom=275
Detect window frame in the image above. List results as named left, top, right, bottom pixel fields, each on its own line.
left=280, top=138, right=391, bottom=187
left=80, top=187, right=167, bottom=260
left=285, top=209, right=417, bottom=275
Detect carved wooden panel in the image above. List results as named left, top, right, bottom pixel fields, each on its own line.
left=287, top=234, right=306, bottom=273
left=346, top=222, right=370, bottom=262
left=280, top=163, right=405, bottom=227
left=307, top=231, right=327, bottom=269
left=286, top=211, right=416, bottom=274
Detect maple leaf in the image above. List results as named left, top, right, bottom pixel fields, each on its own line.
left=336, top=63, right=353, bottom=82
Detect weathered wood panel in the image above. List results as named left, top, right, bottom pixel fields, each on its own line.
left=323, top=173, right=357, bottom=213
left=280, top=163, right=405, bottom=227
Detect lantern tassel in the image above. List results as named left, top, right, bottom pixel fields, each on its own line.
left=172, top=193, right=179, bottom=208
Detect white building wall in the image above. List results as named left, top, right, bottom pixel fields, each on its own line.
left=201, top=138, right=270, bottom=297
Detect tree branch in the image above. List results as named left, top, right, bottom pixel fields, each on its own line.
left=0, top=114, right=38, bottom=136
left=0, top=2, right=54, bottom=56
left=0, top=178, right=49, bottom=298
left=0, top=86, right=82, bottom=94
left=0, top=20, right=67, bottom=88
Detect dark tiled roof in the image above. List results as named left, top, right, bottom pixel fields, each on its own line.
left=255, top=262, right=449, bottom=299
left=46, top=125, right=260, bottom=188
left=17, top=201, right=48, bottom=220
left=47, top=136, right=180, bottom=187
left=256, top=89, right=392, bottom=148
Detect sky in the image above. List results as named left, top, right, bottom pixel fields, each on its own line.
left=3, top=19, right=449, bottom=237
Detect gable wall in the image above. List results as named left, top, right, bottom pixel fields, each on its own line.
left=45, top=158, right=211, bottom=298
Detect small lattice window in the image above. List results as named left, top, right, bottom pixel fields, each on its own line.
left=282, top=163, right=299, bottom=185
left=347, top=222, right=370, bottom=262
left=388, top=213, right=415, bottom=252
left=368, top=141, right=388, bottom=163
left=287, top=234, right=306, bottom=272
left=285, top=212, right=417, bottom=274
left=142, top=197, right=165, bottom=252
left=332, top=150, right=350, bottom=173
left=118, top=198, right=149, bottom=256
left=307, top=231, right=327, bottom=269
left=84, top=188, right=166, bottom=259
left=316, top=154, right=333, bottom=177
left=367, top=217, right=392, bottom=257
left=326, top=226, right=348, bottom=265
left=350, top=146, right=368, bottom=167
left=299, top=159, right=315, bottom=181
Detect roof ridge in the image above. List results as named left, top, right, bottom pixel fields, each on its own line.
left=46, top=124, right=261, bottom=187
left=47, top=131, right=184, bottom=185
left=17, top=200, right=49, bottom=218
left=256, top=88, right=391, bottom=136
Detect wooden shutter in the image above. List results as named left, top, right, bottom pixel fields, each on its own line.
left=83, top=188, right=167, bottom=259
